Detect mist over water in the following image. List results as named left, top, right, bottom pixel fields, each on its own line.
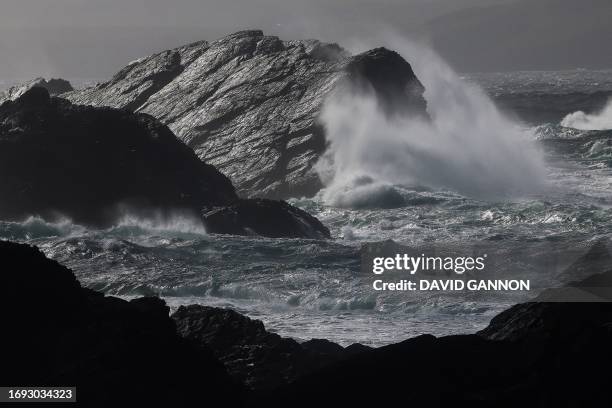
left=562, top=99, right=612, bottom=130
left=316, top=40, right=547, bottom=208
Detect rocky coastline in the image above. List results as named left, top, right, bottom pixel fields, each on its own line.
left=2, top=240, right=610, bottom=407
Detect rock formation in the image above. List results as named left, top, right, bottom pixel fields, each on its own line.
left=2, top=239, right=611, bottom=406
left=0, top=87, right=329, bottom=238
left=172, top=304, right=369, bottom=390
left=269, top=260, right=612, bottom=407
left=0, top=77, right=73, bottom=104
left=203, top=198, right=329, bottom=238
left=0, top=240, right=245, bottom=407
left=63, top=30, right=427, bottom=199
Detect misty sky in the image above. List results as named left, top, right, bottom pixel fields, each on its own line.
left=1, top=0, right=611, bottom=80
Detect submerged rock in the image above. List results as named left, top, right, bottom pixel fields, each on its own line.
left=172, top=304, right=368, bottom=390
left=63, top=30, right=427, bottom=199
left=0, top=87, right=330, bottom=238
left=0, top=77, right=73, bottom=104
left=0, top=240, right=245, bottom=407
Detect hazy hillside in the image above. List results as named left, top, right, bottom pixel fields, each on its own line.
left=429, top=0, right=612, bottom=72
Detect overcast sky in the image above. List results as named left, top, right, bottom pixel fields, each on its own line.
left=1, top=0, right=611, bottom=80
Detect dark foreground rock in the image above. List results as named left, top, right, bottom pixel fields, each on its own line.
left=2, top=239, right=612, bottom=407
left=269, top=309, right=612, bottom=407
left=203, top=198, right=330, bottom=239
left=63, top=30, right=427, bottom=199
left=172, top=305, right=368, bottom=390
left=0, top=87, right=329, bottom=238
left=268, top=275, right=612, bottom=407
left=0, top=241, right=245, bottom=407
left=0, top=77, right=73, bottom=104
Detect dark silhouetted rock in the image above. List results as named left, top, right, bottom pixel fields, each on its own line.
left=480, top=268, right=612, bottom=341
left=269, top=266, right=612, bottom=407
left=3, top=239, right=612, bottom=406
left=345, top=47, right=427, bottom=117
left=203, top=198, right=330, bottom=239
left=0, top=77, right=73, bottom=104
left=0, top=87, right=330, bottom=238
left=172, top=305, right=367, bottom=390
left=63, top=30, right=427, bottom=199
left=0, top=241, right=245, bottom=407
left=0, top=87, right=236, bottom=227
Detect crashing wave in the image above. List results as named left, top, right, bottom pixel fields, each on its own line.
left=317, top=40, right=546, bottom=208
left=561, top=99, right=612, bottom=130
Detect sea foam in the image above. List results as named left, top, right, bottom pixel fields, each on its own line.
left=561, top=99, right=612, bottom=130
left=316, top=38, right=547, bottom=208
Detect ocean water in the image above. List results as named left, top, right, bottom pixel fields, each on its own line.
left=2, top=69, right=612, bottom=347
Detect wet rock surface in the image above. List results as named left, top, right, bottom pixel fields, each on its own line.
left=0, top=87, right=330, bottom=238
left=63, top=30, right=427, bottom=199
left=203, top=198, right=330, bottom=239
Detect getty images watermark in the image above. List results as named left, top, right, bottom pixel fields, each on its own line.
left=370, top=253, right=530, bottom=292
left=359, top=239, right=612, bottom=302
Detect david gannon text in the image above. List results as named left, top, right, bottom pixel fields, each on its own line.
left=373, top=279, right=531, bottom=291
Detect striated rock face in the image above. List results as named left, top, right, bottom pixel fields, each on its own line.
left=0, top=87, right=329, bottom=238
left=63, top=30, right=427, bottom=199
left=0, top=77, right=73, bottom=104
left=0, top=241, right=245, bottom=407
left=171, top=304, right=368, bottom=390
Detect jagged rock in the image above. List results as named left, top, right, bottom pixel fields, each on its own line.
left=3, top=239, right=612, bottom=406
left=172, top=305, right=368, bottom=390
left=0, top=77, right=73, bottom=104
left=0, top=241, right=245, bottom=407
left=0, top=87, right=330, bottom=238
left=203, top=198, right=330, bottom=239
left=481, top=267, right=612, bottom=341
left=269, top=263, right=612, bottom=407
left=63, top=30, right=427, bottom=199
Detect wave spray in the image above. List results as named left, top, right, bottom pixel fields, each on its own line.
left=316, top=38, right=547, bottom=208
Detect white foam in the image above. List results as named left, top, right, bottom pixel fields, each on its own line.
left=115, top=212, right=207, bottom=235
left=561, top=99, right=612, bottom=130
left=316, top=38, right=547, bottom=207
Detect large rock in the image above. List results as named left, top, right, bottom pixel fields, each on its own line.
left=203, top=198, right=330, bottom=239
left=0, top=87, right=236, bottom=227
left=0, top=87, right=330, bottom=238
left=63, top=30, right=427, bottom=199
left=172, top=304, right=368, bottom=390
left=0, top=241, right=245, bottom=407
left=3, top=239, right=612, bottom=406
left=0, top=77, right=73, bottom=104
left=269, top=259, right=612, bottom=407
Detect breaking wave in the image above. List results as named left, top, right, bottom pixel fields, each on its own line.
left=317, top=40, right=547, bottom=208
left=561, top=98, right=612, bottom=130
